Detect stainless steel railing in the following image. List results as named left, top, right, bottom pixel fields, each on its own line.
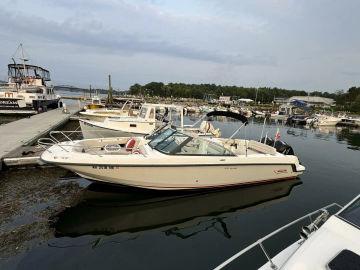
left=37, top=130, right=83, bottom=153
left=212, top=203, right=342, bottom=270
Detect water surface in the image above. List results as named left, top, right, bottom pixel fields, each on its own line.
left=1, top=118, right=359, bottom=270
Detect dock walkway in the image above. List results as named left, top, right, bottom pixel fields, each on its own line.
left=0, top=105, right=80, bottom=170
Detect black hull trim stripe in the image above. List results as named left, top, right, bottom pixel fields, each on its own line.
left=42, top=159, right=299, bottom=171
left=86, top=175, right=299, bottom=190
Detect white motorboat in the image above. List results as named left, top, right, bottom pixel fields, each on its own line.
left=253, top=110, right=266, bottom=117
left=40, top=122, right=305, bottom=190
left=213, top=194, right=360, bottom=270
left=0, top=44, right=60, bottom=115
left=80, top=98, right=141, bottom=122
left=199, top=105, right=214, bottom=114
left=271, top=104, right=296, bottom=121
left=337, top=116, right=360, bottom=128
left=79, top=103, right=184, bottom=139
left=83, top=95, right=105, bottom=110
left=185, top=106, right=200, bottom=114
left=314, top=115, right=342, bottom=126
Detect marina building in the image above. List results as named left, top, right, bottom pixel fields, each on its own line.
left=288, top=96, right=335, bottom=108
left=275, top=96, right=335, bottom=108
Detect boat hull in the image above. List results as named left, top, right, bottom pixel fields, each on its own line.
left=0, top=97, right=60, bottom=115
left=79, top=119, right=146, bottom=139
left=60, top=163, right=303, bottom=190
left=79, top=110, right=134, bottom=122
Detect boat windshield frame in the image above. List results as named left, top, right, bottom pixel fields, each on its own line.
left=138, top=106, right=148, bottom=119
left=336, top=195, right=360, bottom=230
left=148, top=127, right=235, bottom=156
left=8, top=64, right=51, bottom=81
left=148, top=127, right=177, bottom=149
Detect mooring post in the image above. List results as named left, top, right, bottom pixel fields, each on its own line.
left=107, top=74, right=113, bottom=104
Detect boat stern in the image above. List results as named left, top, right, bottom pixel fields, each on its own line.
left=295, top=164, right=306, bottom=173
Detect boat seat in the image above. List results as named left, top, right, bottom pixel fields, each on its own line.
left=125, top=138, right=137, bottom=152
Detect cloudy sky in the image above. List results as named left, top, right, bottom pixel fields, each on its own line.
left=0, top=0, right=359, bottom=91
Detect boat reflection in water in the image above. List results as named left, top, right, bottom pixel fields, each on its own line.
left=314, top=126, right=360, bottom=150
left=54, top=179, right=302, bottom=238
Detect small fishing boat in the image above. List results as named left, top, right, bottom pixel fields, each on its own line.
left=213, top=194, right=360, bottom=270
left=286, top=115, right=308, bottom=126
left=83, top=96, right=105, bottom=110
left=185, top=106, right=200, bottom=114
left=338, top=116, right=360, bottom=128
left=314, top=114, right=342, bottom=126
left=252, top=110, right=266, bottom=117
left=79, top=103, right=184, bottom=139
left=40, top=113, right=305, bottom=190
left=80, top=98, right=142, bottom=122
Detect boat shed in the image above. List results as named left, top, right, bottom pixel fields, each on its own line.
left=287, top=96, right=335, bottom=108
left=219, top=96, right=232, bottom=104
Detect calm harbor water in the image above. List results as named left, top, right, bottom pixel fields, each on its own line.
left=1, top=117, right=360, bottom=270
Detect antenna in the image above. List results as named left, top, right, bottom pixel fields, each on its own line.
left=20, top=44, right=29, bottom=77
left=12, top=43, right=30, bottom=78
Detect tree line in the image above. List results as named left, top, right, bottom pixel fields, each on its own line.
left=129, top=82, right=360, bottom=112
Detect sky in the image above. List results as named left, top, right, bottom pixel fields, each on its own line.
left=0, top=0, right=359, bottom=92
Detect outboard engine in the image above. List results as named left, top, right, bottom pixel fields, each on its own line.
left=285, top=116, right=292, bottom=125
left=260, top=137, right=295, bottom=155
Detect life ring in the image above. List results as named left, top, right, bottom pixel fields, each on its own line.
left=132, top=149, right=142, bottom=154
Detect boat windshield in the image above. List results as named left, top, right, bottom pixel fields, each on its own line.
left=338, top=196, right=360, bottom=229
left=148, top=128, right=234, bottom=156
left=146, top=124, right=171, bottom=140
left=139, top=107, right=148, bottom=119
left=148, top=128, right=177, bottom=148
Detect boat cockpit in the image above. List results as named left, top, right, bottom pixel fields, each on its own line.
left=147, top=127, right=277, bottom=156
left=8, top=64, right=51, bottom=86
left=148, top=128, right=234, bottom=156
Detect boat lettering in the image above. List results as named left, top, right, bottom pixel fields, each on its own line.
left=92, top=165, right=117, bottom=169
left=0, top=99, right=20, bottom=106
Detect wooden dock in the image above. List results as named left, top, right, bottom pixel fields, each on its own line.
left=0, top=105, right=81, bottom=170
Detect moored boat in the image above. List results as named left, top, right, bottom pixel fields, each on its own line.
left=40, top=123, right=305, bottom=190
left=313, top=114, right=342, bottom=126
left=80, top=98, right=142, bottom=122
left=79, top=103, right=184, bottom=139
left=0, top=44, right=60, bottom=115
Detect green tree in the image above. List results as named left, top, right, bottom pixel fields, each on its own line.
left=350, top=95, right=360, bottom=112
left=129, top=83, right=142, bottom=95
